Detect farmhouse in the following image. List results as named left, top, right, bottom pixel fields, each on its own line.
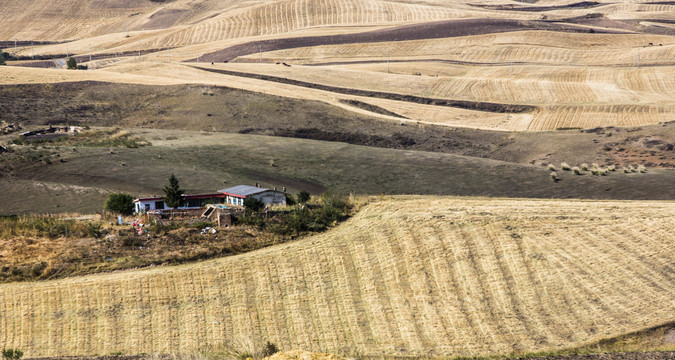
left=134, top=193, right=226, bottom=213
left=133, top=185, right=286, bottom=213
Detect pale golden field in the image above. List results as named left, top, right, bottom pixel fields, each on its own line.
left=2, top=2, right=675, bottom=357
left=2, top=0, right=674, bottom=131
left=1, top=197, right=673, bottom=357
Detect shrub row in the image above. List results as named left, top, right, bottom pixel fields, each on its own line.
left=237, top=193, right=350, bottom=237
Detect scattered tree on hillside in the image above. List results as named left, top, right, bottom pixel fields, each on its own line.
left=163, top=174, right=184, bottom=208
left=67, top=57, right=77, bottom=70
left=0, top=50, right=6, bottom=66
left=104, top=193, right=135, bottom=215
left=297, top=190, right=311, bottom=204
left=244, top=196, right=264, bottom=215
left=2, top=349, right=23, bottom=360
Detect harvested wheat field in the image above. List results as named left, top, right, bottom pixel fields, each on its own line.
left=1, top=197, right=673, bottom=357
left=2, top=0, right=675, bottom=131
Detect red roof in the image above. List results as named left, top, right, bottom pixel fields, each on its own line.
left=218, top=191, right=248, bottom=199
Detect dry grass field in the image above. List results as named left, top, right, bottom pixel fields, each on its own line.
left=0, top=196, right=673, bottom=357
left=2, top=2, right=675, bottom=357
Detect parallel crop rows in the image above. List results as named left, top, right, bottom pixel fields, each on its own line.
left=0, top=0, right=149, bottom=40
left=205, top=59, right=673, bottom=130
left=1, top=197, right=673, bottom=357
left=528, top=104, right=674, bottom=130
left=160, top=0, right=471, bottom=48
left=605, top=3, right=675, bottom=14
left=279, top=33, right=675, bottom=68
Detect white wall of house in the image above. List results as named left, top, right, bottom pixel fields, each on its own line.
left=134, top=199, right=167, bottom=213
left=133, top=200, right=201, bottom=214
left=225, top=195, right=244, bottom=206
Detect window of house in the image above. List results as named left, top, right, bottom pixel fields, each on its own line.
left=145, top=204, right=150, bottom=211
left=155, top=201, right=165, bottom=209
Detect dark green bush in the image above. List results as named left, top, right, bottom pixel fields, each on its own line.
left=2, top=349, right=23, bottom=360
left=266, top=195, right=350, bottom=236
left=297, top=190, right=311, bottom=204
left=104, top=193, right=134, bottom=215
left=0, top=50, right=9, bottom=65
left=244, top=196, right=264, bottom=214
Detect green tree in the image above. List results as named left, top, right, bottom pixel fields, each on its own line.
left=104, top=193, right=134, bottom=215
left=243, top=196, right=264, bottom=215
left=297, top=190, right=311, bottom=204
left=0, top=50, right=6, bottom=66
left=2, top=349, right=24, bottom=360
left=67, top=57, right=77, bottom=70
left=163, top=174, right=184, bottom=209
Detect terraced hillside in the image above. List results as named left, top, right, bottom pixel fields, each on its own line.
left=1, top=197, right=673, bottom=357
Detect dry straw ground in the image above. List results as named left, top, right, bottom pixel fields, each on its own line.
left=1, top=197, right=673, bottom=357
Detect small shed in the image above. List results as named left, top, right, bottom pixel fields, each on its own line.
left=218, top=185, right=287, bottom=206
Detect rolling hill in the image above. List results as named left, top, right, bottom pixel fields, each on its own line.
left=1, top=0, right=674, bottom=131
left=1, top=2, right=675, bottom=357
left=0, top=196, right=673, bottom=357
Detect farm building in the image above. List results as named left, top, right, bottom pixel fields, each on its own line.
left=133, top=185, right=286, bottom=213
left=218, top=185, right=287, bottom=206
left=134, top=193, right=225, bottom=213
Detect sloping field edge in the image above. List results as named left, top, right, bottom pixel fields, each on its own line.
left=189, top=65, right=536, bottom=113
left=570, top=320, right=675, bottom=354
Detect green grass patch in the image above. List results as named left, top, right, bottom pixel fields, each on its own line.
left=11, top=129, right=151, bottom=148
